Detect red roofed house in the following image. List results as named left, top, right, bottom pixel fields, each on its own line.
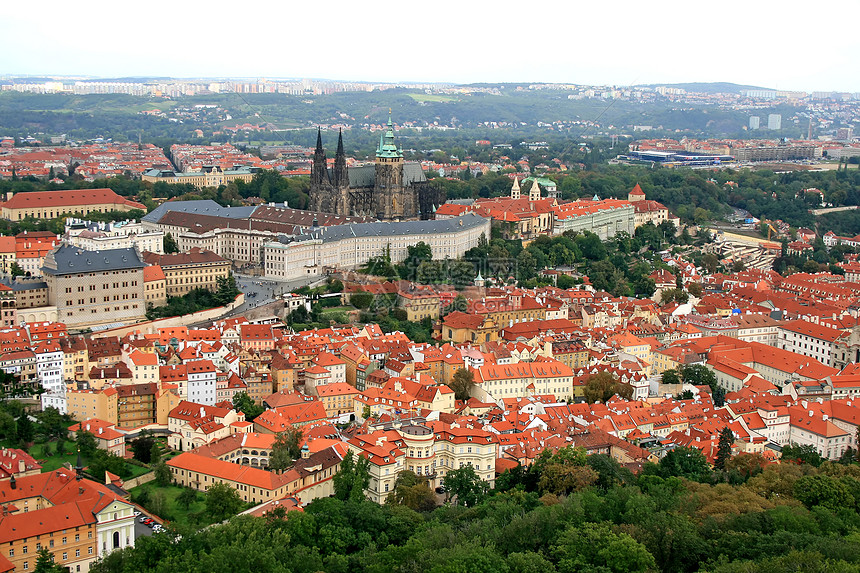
left=240, top=324, right=276, bottom=351
left=168, top=400, right=245, bottom=451
left=68, top=418, right=127, bottom=457
left=254, top=400, right=328, bottom=433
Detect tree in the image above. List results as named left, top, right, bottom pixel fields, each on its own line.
left=350, top=291, right=374, bottom=310
left=332, top=450, right=370, bottom=501
left=449, top=368, right=475, bottom=401
left=154, top=461, right=172, bottom=486
left=702, top=253, right=719, bottom=274
left=715, top=427, right=734, bottom=471
left=270, top=427, right=302, bottom=472
left=661, top=369, right=681, bottom=386
left=687, top=282, right=704, bottom=298
left=205, top=482, right=244, bottom=521
left=442, top=465, right=488, bottom=507
left=405, top=241, right=433, bottom=264
left=130, top=435, right=157, bottom=464
left=9, top=262, right=25, bottom=278
left=553, top=522, right=656, bottom=573
left=16, top=413, right=34, bottom=444
left=781, top=443, right=824, bottom=467
left=793, top=474, right=855, bottom=511
left=88, top=449, right=129, bottom=481
left=680, top=364, right=724, bottom=406
left=177, top=487, right=199, bottom=511
left=149, top=442, right=161, bottom=465
left=146, top=490, right=169, bottom=519
left=386, top=470, right=436, bottom=512
left=659, top=446, right=711, bottom=481
left=75, top=428, right=98, bottom=458
left=232, top=391, right=264, bottom=422
left=583, top=371, right=632, bottom=404
left=163, top=233, right=179, bottom=253
left=34, top=548, right=65, bottom=573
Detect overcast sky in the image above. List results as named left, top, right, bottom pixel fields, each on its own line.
left=2, top=0, right=859, bottom=92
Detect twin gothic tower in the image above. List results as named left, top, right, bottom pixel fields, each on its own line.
left=309, top=115, right=441, bottom=220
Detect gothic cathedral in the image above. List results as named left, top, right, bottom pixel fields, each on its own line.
left=309, top=115, right=442, bottom=220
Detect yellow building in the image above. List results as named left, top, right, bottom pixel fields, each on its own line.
left=141, top=166, right=256, bottom=189
left=142, top=248, right=230, bottom=297
left=397, top=288, right=440, bottom=322
left=0, top=188, right=145, bottom=221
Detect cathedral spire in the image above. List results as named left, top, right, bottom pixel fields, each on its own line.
left=312, top=127, right=329, bottom=185
left=334, top=128, right=348, bottom=189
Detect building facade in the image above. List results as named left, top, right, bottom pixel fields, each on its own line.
left=263, top=214, right=490, bottom=281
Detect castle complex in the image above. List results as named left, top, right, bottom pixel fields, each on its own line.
left=309, top=115, right=442, bottom=220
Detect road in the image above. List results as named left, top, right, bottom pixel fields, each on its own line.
left=227, top=273, right=324, bottom=317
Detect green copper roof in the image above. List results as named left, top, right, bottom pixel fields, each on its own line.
left=522, top=176, right=557, bottom=187
left=376, top=112, right=403, bottom=159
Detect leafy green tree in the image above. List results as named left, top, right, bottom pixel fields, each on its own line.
left=146, top=490, right=169, bottom=520
left=659, top=446, right=711, bottom=481
left=552, top=522, right=656, bottom=573
left=205, top=482, right=243, bottom=521
left=154, top=461, right=172, bottom=486
left=442, top=465, right=488, bottom=507
left=583, top=371, right=632, bottom=404
left=350, top=291, right=374, bottom=310
left=131, top=435, right=157, bottom=464
left=715, top=427, right=734, bottom=471
left=163, top=233, right=179, bottom=253
left=149, top=442, right=161, bottom=465
left=16, top=412, right=34, bottom=444
left=332, top=450, right=370, bottom=501
left=448, top=368, right=474, bottom=401
left=269, top=427, right=302, bottom=472
left=88, top=450, right=128, bottom=481
left=177, top=487, right=199, bottom=511
left=9, top=262, right=25, bottom=278
left=781, top=443, right=824, bottom=467
left=386, top=470, right=436, bottom=512
left=34, top=547, right=65, bottom=573
left=662, top=369, right=681, bottom=386
left=793, top=474, right=855, bottom=511
left=75, top=429, right=97, bottom=457
left=232, top=391, right=264, bottom=422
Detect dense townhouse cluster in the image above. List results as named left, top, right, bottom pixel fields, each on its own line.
left=0, top=143, right=171, bottom=180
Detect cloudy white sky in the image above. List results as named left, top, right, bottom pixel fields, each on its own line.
left=2, top=0, right=859, bottom=92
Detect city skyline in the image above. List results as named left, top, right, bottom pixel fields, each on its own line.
left=2, top=0, right=860, bottom=93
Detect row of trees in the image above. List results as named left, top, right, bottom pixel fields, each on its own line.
left=91, top=439, right=860, bottom=573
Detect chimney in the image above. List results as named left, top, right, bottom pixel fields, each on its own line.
left=809, top=410, right=814, bottom=417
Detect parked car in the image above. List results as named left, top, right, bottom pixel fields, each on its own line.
left=138, top=516, right=148, bottom=523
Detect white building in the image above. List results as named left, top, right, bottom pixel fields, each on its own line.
left=66, top=219, right=164, bottom=254
left=35, top=341, right=65, bottom=413
left=263, top=214, right=490, bottom=281
left=768, top=114, right=782, bottom=130
left=186, top=359, right=217, bottom=405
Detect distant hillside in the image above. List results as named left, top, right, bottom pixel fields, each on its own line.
left=637, top=82, right=774, bottom=94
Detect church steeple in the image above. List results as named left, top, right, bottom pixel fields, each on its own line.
left=510, top=177, right=521, bottom=200
left=312, top=127, right=329, bottom=185
left=334, top=129, right=348, bottom=187
left=528, top=179, right=541, bottom=201
left=376, top=111, right=402, bottom=160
